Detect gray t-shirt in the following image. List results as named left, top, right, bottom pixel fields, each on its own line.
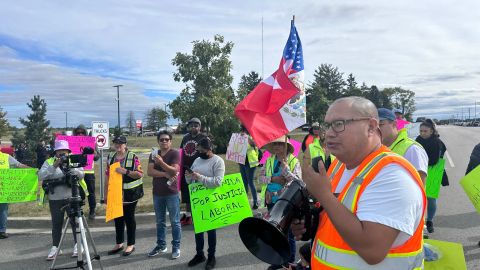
left=38, top=159, right=84, bottom=200
left=186, top=155, right=225, bottom=188
left=8, top=156, right=21, bottom=168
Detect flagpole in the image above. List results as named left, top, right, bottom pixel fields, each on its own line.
left=292, top=15, right=295, bottom=24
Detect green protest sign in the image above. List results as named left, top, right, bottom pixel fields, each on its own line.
left=460, top=164, right=480, bottom=214
left=189, top=173, right=253, bottom=233
left=426, top=158, right=445, bottom=199
left=0, top=168, right=39, bottom=203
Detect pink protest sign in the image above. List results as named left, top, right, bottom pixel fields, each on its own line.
left=259, top=138, right=301, bottom=165
left=396, top=119, right=410, bottom=130
left=56, top=135, right=96, bottom=170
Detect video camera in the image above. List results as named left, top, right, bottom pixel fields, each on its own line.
left=58, top=146, right=95, bottom=169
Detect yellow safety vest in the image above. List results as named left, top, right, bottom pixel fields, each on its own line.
left=246, top=144, right=260, bottom=168
left=0, top=152, right=9, bottom=169
left=309, top=139, right=326, bottom=162
left=38, top=157, right=89, bottom=205
left=265, top=154, right=298, bottom=177
left=390, top=128, right=424, bottom=157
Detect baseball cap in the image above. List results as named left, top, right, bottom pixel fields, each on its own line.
left=312, top=122, right=320, bottom=127
left=393, top=108, right=403, bottom=114
left=113, top=135, right=127, bottom=144
left=188, top=118, right=201, bottom=125
left=378, top=108, right=396, bottom=121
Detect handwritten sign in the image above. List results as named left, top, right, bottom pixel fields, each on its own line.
left=189, top=173, right=253, bottom=233
left=106, top=162, right=123, bottom=222
left=259, top=138, right=301, bottom=165
left=226, top=133, right=249, bottom=164
left=426, top=159, right=445, bottom=199
left=460, top=164, right=480, bottom=214
left=56, top=135, right=96, bottom=170
left=0, top=168, right=38, bottom=203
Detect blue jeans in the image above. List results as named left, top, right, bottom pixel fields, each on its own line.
left=153, top=194, right=181, bottom=249
left=427, top=197, right=437, bottom=222
left=239, top=164, right=257, bottom=204
left=195, top=229, right=216, bottom=257
left=0, top=203, right=7, bottom=233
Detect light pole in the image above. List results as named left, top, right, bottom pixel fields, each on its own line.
left=64, top=112, right=68, bottom=130
left=113, top=85, right=123, bottom=134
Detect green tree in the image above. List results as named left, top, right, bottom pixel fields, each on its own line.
left=380, top=88, right=394, bottom=109
left=237, top=71, right=262, bottom=101
left=0, top=106, right=9, bottom=139
left=365, top=85, right=382, bottom=108
left=170, top=35, right=237, bottom=152
left=125, top=110, right=136, bottom=135
left=315, top=64, right=345, bottom=101
left=145, top=107, right=168, bottom=131
left=15, top=95, right=50, bottom=166
left=344, top=73, right=362, bottom=97
left=388, top=87, right=416, bottom=120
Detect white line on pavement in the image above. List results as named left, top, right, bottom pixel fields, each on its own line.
left=445, top=150, right=455, bottom=168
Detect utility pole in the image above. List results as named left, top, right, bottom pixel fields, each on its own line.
left=113, top=85, right=123, bottom=134
left=475, top=101, right=477, bottom=122
left=65, top=112, right=68, bottom=130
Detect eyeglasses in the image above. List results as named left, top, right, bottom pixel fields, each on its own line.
left=324, top=117, right=371, bottom=133
left=159, top=138, right=171, bottom=142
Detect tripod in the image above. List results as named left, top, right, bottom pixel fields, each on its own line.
left=50, top=174, right=103, bottom=270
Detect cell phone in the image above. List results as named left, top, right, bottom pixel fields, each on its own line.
left=183, top=166, right=193, bottom=173
left=151, top=147, right=158, bottom=157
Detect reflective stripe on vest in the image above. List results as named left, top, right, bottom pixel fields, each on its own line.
left=246, top=144, right=259, bottom=168
left=265, top=154, right=298, bottom=177
left=390, top=129, right=424, bottom=157
left=110, top=151, right=143, bottom=189
left=123, top=179, right=143, bottom=189
left=312, top=145, right=426, bottom=270
left=309, top=139, right=326, bottom=162
left=0, top=153, right=9, bottom=169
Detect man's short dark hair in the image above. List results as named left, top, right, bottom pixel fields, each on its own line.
left=157, top=130, right=173, bottom=141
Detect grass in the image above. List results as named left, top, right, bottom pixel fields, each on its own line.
left=8, top=132, right=307, bottom=217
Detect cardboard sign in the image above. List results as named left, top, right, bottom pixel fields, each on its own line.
left=405, top=122, right=421, bottom=139
left=226, top=133, right=249, bottom=164
left=460, top=164, right=480, bottom=214
left=0, top=168, right=38, bottom=203
left=106, top=162, right=124, bottom=222
left=259, top=138, right=301, bottom=165
left=56, top=135, right=96, bottom=170
left=189, top=173, right=253, bottom=233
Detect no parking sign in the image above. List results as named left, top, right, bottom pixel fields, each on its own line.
left=92, top=121, right=110, bottom=149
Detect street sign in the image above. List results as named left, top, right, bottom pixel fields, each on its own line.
left=136, top=119, right=142, bottom=129
left=91, top=121, right=110, bottom=149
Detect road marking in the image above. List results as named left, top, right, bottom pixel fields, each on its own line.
left=445, top=151, right=455, bottom=168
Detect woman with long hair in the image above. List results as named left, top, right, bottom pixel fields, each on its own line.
left=416, top=119, right=447, bottom=233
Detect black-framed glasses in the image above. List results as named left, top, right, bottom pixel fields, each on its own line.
left=324, top=117, right=371, bottom=133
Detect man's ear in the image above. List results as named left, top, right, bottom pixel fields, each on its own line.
left=368, top=118, right=379, bottom=135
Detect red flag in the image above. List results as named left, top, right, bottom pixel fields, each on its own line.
left=235, top=21, right=305, bottom=148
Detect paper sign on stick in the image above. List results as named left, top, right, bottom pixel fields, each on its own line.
left=56, top=135, right=96, bottom=170
left=226, top=133, right=249, bottom=164
left=460, top=164, right=480, bottom=214
left=0, top=168, right=38, bottom=203
left=106, top=162, right=124, bottom=222
left=189, top=173, right=253, bottom=233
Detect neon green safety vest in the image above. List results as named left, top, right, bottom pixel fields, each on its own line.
left=308, top=138, right=326, bottom=162
left=0, top=152, right=9, bottom=169
left=265, top=154, right=298, bottom=177
left=389, top=128, right=424, bottom=156
left=246, top=144, right=259, bottom=168
left=38, top=157, right=89, bottom=205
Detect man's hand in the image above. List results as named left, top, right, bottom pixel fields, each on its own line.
left=291, top=218, right=307, bottom=241
left=115, top=167, right=127, bottom=175
left=153, top=155, right=163, bottom=164
left=302, top=151, right=331, bottom=201
left=53, top=158, right=63, bottom=167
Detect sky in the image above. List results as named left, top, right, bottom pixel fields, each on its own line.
left=1, top=0, right=480, bottom=128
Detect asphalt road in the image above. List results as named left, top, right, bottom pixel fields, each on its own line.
left=1, top=125, right=480, bottom=270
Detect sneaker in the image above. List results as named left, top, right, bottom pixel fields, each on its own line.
left=171, top=248, right=181, bottom=259
left=88, top=211, right=96, bottom=221
left=426, top=221, right=434, bottom=233
left=205, top=256, right=216, bottom=270
left=188, top=254, right=206, bottom=267
left=183, top=216, right=193, bottom=226
left=72, top=243, right=84, bottom=257
left=0, top=232, right=8, bottom=239
left=46, top=246, right=62, bottom=261
left=148, top=245, right=167, bottom=257
left=252, top=203, right=258, bottom=210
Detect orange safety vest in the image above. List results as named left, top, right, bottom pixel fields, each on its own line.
left=311, top=145, right=426, bottom=270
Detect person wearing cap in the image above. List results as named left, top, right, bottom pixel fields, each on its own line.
left=378, top=108, right=428, bottom=184
left=301, top=122, right=322, bottom=153
left=179, top=117, right=206, bottom=226
left=38, top=140, right=85, bottom=260
left=73, top=124, right=100, bottom=220
left=260, top=135, right=301, bottom=269
left=0, top=149, right=29, bottom=239
left=105, top=135, right=144, bottom=256
left=185, top=137, right=225, bottom=270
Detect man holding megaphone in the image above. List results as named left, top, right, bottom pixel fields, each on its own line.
left=292, top=97, right=425, bottom=269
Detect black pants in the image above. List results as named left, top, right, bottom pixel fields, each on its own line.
left=114, top=202, right=137, bottom=246
left=195, top=229, right=216, bottom=257
left=79, top=173, right=96, bottom=213
left=49, top=199, right=76, bottom=247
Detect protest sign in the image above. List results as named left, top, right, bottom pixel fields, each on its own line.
left=57, top=135, right=96, bottom=170
left=106, top=162, right=123, bottom=222
left=226, top=133, right=249, bottom=164
left=259, top=138, right=301, bottom=165
left=405, top=122, right=421, bottom=139
left=426, top=159, right=445, bottom=199
left=0, top=168, right=38, bottom=203
left=460, top=164, right=480, bottom=214
left=189, top=173, right=252, bottom=233
left=424, top=239, right=466, bottom=270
